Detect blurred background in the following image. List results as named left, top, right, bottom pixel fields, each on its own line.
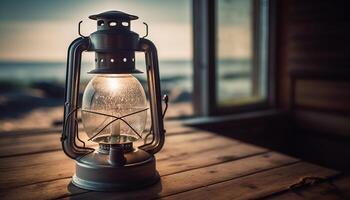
left=0, top=0, right=257, bottom=132
left=0, top=0, right=194, bottom=131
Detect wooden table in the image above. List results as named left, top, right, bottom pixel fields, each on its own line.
left=0, top=122, right=349, bottom=200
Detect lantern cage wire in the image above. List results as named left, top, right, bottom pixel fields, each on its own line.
left=62, top=94, right=168, bottom=153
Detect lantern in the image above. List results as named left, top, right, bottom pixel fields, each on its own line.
left=61, top=11, right=167, bottom=191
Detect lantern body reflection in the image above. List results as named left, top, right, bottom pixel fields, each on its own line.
left=61, top=11, right=166, bottom=191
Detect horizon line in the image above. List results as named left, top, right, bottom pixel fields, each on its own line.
left=0, top=58, right=250, bottom=64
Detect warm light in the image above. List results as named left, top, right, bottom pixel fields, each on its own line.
left=105, top=74, right=122, bottom=90
left=81, top=74, right=147, bottom=144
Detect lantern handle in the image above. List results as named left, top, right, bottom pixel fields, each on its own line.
left=78, top=20, right=88, bottom=37
left=142, top=22, right=149, bottom=38
left=138, top=38, right=165, bottom=154
left=62, top=37, right=92, bottom=159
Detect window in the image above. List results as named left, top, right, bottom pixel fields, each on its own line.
left=193, top=0, right=273, bottom=115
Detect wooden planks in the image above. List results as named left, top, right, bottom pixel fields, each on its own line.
left=265, top=176, right=350, bottom=200
left=287, top=0, right=350, bottom=76
left=0, top=130, right=268, bottom=190
left=0, top=129, right=278, bottom=200
left=0, top=121, right=343, bottom=200
left=275, top=0, right=350, bottom=172
left=294, top=110, right=350, bottom=138
left=0, top=132, right=61, bottom=157
left=66, top=152, right=298, bottom=200
left=0, top=131, right=210, bottom=189
left=0, top=152, right=297, bottom=200
left=0, top=120, right=197, bottom=158
left=162, top=162, right=338, bottom=200
left=295, top=80, right=350, bottom=113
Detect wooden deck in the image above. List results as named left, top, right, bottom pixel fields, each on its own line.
left=0, top=122, right=349, bottom=200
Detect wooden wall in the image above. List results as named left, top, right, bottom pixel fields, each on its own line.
left=277, top=0, right=350, bottom=170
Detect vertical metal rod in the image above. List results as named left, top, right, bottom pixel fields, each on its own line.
left=62, top=37, right=93, bottom=159
left=138, top=38, right=165, bottom=154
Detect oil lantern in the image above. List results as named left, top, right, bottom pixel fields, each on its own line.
left=61, top=11, right=166, bottom=191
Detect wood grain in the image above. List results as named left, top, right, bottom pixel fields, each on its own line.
left=0, top=152, right=297, bottom=200
left=295, top=80, right=350, bottom=113
left=265, top=175, right=350, bottom=200
left=294, top=110, right=350, bottom=138
left=276, top=0, right=350, bottom=171
left=0, top=131, right=266, bottom=190
left=0, top=121, right=197, bottom=158
left=162, top=162, right=339, bottom=200
left=0, top=124, right=344, bottom=200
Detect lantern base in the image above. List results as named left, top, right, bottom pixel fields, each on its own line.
left=71, top=148, right=159, bottom=191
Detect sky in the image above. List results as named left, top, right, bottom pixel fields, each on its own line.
left=0, top=0, right=192, bottom=62
left=217, top=0, right=252, bottom=60
left=0, top=0, right=251, bottom=62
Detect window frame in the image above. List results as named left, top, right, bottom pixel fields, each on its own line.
left=193, top=0, right=276, bottom=116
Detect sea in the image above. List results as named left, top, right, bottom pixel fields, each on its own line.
left=0, top=60, right=252, bottom=103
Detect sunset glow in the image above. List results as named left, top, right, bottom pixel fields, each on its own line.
left=0, top=0, right=192, bottom=62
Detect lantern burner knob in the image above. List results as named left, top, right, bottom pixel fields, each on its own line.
left=96, top=135, right=136, bottom=154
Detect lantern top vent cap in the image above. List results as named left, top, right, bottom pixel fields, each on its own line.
left=89, top=11, right=138, bottom=21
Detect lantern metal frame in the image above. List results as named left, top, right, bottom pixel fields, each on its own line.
left=61, top=11, right=166, bottom=191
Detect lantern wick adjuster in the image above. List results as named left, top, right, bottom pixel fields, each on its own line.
left=142, top=22, right=149, bottom=38
left=78, top=20, right=88, bottom=38
left=162, top=94, right=169, bottom=119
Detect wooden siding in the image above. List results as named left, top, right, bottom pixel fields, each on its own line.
left=277, top=0, right=350, bottom=170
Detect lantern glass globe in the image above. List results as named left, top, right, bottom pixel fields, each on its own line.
left=81, top=74, right=147, bottom=144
